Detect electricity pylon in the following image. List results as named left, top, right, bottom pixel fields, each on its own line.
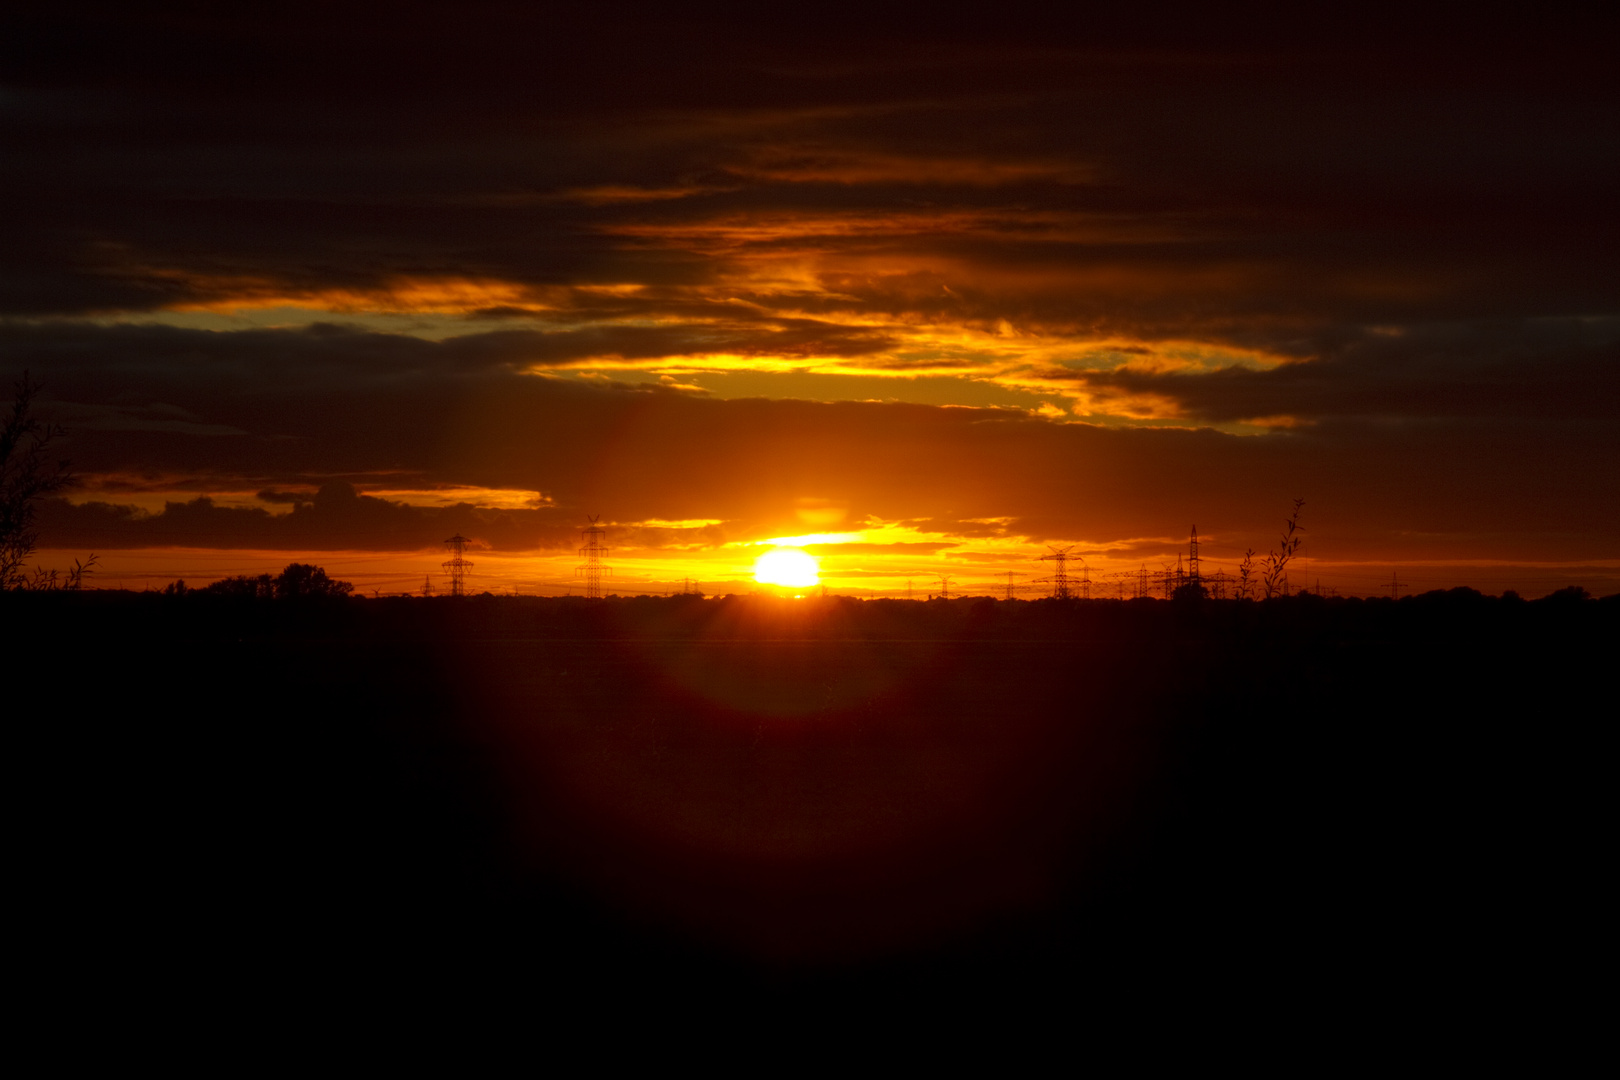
left=576, top=515, right=611, bottom=599
left=442, top=534, right=473, bottom=597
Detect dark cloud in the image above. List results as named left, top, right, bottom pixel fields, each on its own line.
left=37, top=484, right=575, bottom=553
left=256, top=488, right=312, bottom=505
left=3, top=6, right=1614, bottom=336
left=1073, top=321, right=1620, bottom=422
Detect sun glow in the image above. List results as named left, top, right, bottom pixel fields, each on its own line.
left=753, top=547, right=820, bottom=588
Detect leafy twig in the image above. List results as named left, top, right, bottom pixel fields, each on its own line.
left=1261, top=499, right=1305, bottom=600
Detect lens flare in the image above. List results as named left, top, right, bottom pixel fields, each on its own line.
left=753, top=547, right=820, bottom=588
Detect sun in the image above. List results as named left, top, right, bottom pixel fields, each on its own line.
left=753, top=547, right=820, bottom=588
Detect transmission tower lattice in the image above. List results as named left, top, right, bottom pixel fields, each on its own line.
left=1037, top=545, right=1076, bottom=599
left=576, top=515, right=612, bottom=599
left=442, top=534, right=473, bottom=597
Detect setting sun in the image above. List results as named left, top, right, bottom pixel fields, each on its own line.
left=753, top=548, right=820, bottom=588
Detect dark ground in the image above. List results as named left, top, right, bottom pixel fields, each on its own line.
left=12, top=588, right=1612, bottom=1027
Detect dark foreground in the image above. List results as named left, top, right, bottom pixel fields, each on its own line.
left=15, top=589, right=1613, bottom=1026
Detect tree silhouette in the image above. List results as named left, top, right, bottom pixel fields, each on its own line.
left=201, top=573, right=276, bottom=599
left=199, top=564, right=353, bottom=599
left=1, top=372, right=84, bottom=589
left=274, top=563, right=354, bottom=599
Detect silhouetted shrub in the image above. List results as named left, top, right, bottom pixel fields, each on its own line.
left=199, top=563, right=353, bottom=600
left=202, top=573, right=276, bottom=599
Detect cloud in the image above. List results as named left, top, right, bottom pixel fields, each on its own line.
left=12, top=318, right=1616, bottom=566
left=5, top=8, right=1617, bottom=584
left=802, top=542, right=958, bottom=556
left=4, top=8, right=1612, bottom=343
left=1069, top=321, right=1620, bottom=423
left=38, top=484, right=576, bottom=553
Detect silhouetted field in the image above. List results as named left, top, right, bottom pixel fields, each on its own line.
left=15, top=589, right=1612, bottom=1021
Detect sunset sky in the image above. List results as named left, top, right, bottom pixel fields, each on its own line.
left=7, top=6, right=1617, bottom=597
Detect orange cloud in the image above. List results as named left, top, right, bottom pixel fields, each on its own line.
left=157, top=274, right=550, bottom=315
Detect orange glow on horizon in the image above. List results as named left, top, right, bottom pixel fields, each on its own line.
left=34, top=543, right=1620, bottom=602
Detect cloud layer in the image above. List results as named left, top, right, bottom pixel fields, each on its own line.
left=5, top=6, right=1617, bottom=591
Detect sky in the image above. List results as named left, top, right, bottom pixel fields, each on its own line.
left=6, top=5, right=1618, bottom=597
